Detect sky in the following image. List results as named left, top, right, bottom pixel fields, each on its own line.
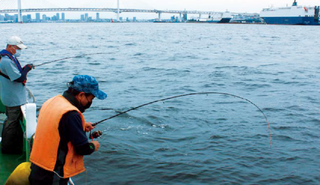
left=1, top=0, right=320, bottom=19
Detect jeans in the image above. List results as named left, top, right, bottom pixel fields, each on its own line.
left=1, top=106, right=23, bottom=154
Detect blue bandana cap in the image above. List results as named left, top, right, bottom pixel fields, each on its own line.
left=70, top=75, right=107, bottom=100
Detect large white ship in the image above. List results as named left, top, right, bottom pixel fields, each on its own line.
left=260, top=0, right=320, bottom=25
left=190, top=11, right=232, bottom=23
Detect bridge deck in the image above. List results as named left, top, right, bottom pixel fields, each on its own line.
left=0, top=8, right=224, bottom=15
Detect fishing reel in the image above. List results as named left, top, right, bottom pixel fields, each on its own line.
left=89, top=130, right=103, bottom=139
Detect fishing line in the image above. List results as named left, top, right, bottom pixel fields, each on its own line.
left=92, top=92, right=272, bottom=146
left=34, top=52, right=110, bottom=67
left=32, top=55, right=273, bottom=146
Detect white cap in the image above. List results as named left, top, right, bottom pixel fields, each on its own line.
left=7, top=36, right=27, bottom=49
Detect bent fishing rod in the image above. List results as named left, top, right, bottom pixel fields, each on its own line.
left=92, top=92, right=272, bottom=146
left=34, top=52, right=110, bottom=67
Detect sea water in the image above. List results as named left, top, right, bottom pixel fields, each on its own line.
left=0, top=23, right=319, bottom=184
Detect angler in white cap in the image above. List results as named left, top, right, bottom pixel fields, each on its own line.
left=0, top=36, right=34, bottom=154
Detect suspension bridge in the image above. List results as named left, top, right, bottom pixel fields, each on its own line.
left=0, top=0, right=227, bottom=22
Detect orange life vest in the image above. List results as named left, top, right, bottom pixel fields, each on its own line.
left=30, top=95, right=86, bottom=178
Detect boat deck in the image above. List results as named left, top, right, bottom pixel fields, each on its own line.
left=0, top=113, right=25, bottom=184
left=0, top=149, right=25, bottom=184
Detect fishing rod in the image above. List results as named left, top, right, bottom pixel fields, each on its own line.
left=92, top=92, right=272, bottom=146
left=34, top=52, right=110, bottom=67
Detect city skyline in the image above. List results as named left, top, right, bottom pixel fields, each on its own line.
left=0, top=12, right=146, bottom=23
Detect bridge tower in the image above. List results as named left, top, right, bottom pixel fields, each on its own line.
left=117, top=0, right=120, bottom=22
left=17, top=0, right=22, bottom=22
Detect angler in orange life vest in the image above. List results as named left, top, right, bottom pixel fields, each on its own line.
left=29, top=75, right=107, bottom=185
